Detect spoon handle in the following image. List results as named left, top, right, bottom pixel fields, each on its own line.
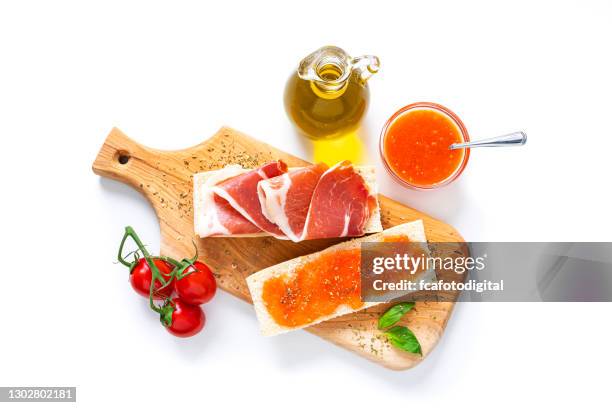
left=450, top=131, right=527, bottom=150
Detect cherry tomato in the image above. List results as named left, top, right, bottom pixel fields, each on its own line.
left=175, top=261, right=217, bottom=305
left=130, top=258, right=174, bottom=299
left=164, top=298, right=205, bottom=337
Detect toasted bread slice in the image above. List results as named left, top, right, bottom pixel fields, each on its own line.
left=246, top=220, right=428, bottom=336
left=193, top=165, right=382, bottom=238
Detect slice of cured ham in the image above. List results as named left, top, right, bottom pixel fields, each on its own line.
left=211, top=195, right=261, bottom=235
left=300, top=161, right=377, bottom=240
left=211, top=161, right=288, bottom=237
left=258, top=161, right=376, bottom=241
left=257, top=163, right=329, bottom=242
left=193, top=165, right=261, bottom=237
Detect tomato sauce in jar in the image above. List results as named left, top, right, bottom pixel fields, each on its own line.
left=380, top=102, right=469, bottom=189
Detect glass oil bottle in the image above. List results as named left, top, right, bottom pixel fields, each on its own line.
left=284, top=46, right=380, bottom=140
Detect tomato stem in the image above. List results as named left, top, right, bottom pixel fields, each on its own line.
left=119, top=226, right=169, bottom=313
left=117, top=232, right=134, bottom=268
left=159, top=256, right=182, bottom=267
left=159, top=298, right=175, bottom=327
left=172, top=241, right=200, bottom=280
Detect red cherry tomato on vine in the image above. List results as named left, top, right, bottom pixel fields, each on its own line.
left=175, top=261, right=217, bottom=305
left=130, top=258, right=174, bottom=299
left=163, top=298, right=205, bottom=338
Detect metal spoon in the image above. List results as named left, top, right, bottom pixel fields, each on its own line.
left=450, top=131, right=527, bottom=150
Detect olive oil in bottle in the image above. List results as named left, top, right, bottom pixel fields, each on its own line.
left=284, top=46, right=380, bottom=140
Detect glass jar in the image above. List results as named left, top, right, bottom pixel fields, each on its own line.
left=380, top=102, right=471, bottom=190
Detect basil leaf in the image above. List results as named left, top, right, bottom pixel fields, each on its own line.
left=378, top=302, right=415, bottom=329
left=385, top=326, right=422, bottom=355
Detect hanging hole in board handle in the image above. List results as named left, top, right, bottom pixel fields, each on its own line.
left=115, top=150, right=131, bottom=165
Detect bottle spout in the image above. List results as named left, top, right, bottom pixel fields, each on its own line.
left=297, top=46, right=352, bottom=92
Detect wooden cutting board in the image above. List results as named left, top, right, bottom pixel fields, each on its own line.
left=92, top=127, right=466, bottom=370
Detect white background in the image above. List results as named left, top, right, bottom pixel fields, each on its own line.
left=1, top=0, right=611, bottom=406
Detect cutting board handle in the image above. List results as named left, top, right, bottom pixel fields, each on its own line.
left=92, top=127, right=162, bottom=190
left=92, top=127, right=198, bottom=225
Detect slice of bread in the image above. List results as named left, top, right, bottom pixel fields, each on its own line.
left=246, top=220, right=428, bottom=336
left=193, top=165, right=382, bottom=238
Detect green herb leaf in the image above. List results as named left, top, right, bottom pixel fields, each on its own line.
left=385, top=326, right=422, bottom=355
left=378, top=302, right=415, bottom=329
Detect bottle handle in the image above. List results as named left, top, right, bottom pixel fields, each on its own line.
left=351, top=55, right=380, bottom=83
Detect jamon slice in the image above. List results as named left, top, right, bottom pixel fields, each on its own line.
left=212, top=195, right=261, bottom=235
left=193, top=165, right=261, bottom=237
left=257, top=163, right=329, bottom=242
left=301, top=161, right=377, bottom=240
left=211, top=161, right=288, bottom=238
